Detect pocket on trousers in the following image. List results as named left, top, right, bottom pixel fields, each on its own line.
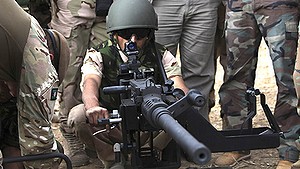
left=285, top=21, right=298, bottom=40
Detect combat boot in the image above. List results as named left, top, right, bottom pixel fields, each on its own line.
left=276, top=160, right=293, bottom=169
left=214, top=151, right=251, bottom=167
left=60, top=127, right=90, bottom=167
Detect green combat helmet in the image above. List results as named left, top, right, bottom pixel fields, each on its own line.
left=106, top=0, right=158, bottom=33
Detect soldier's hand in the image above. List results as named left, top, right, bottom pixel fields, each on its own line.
left=85, top=106, right=109, bottom=126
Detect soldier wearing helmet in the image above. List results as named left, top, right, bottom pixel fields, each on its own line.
left=66, top=0, right=190, bottom=168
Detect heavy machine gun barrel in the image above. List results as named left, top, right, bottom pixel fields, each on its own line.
left=142, top=92, right=210, bottom=164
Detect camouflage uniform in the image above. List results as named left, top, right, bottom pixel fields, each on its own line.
left=49, top=0, right=108, bottom=133
left=219, top=0, right=300, bottom=162
left=67, top=39, right=182, bottom=167
left=0, top=1, right=60, bottom=168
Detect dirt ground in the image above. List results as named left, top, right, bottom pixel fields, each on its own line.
left=53, top=41, right=282, bottom=169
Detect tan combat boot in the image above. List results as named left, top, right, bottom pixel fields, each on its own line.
left=276, top=160, right=293, bottom=169
left=214, top=151, right=251, bottom=167
left=60, top=127, right=90, bottom=167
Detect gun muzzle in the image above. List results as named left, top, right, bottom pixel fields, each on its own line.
left=142, top=96, right=211, bottom=165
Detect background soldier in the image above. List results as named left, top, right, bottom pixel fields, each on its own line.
left=49, top=0, right=111, bottom=166
left=216, top=1, right=300, bottom=168
left=0, top=0, right=68, bottom=168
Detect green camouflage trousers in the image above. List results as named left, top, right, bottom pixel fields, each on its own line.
left=219, top=0, right=300, bottom=162
left=220, top=0, right=300, bottom=131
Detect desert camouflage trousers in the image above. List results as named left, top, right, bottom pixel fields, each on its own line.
left=50, top=0, right=108, bottom=132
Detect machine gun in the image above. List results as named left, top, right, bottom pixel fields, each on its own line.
left=98, top=40, right=282, bottom=168
left=99, top=41, right=211, bottom=168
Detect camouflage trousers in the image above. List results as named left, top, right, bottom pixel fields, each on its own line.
left=219, top=0, right=300, bottom=130
left=219, top=0, right=300, bottom=162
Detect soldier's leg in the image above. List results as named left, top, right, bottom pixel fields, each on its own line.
left=216, top=1, right=261, bottom=167
left=178, top=0, right=220, bottom=120
left=219, top=2, right=260, bottom=131
left=262, top=4, right=300, bottom=133
left=259, top=1, right=300, bottom=165
left=68, top=104, right=124, bottom=168
left=59, top=24, right=101, bottom=167
left=49, top=0, right=96, bottom=166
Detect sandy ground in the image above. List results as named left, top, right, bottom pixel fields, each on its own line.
left=54, top=40, right=282, bottom=169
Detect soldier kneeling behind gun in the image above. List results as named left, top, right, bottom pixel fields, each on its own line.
left=65, top=0, right=212, bottom=168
